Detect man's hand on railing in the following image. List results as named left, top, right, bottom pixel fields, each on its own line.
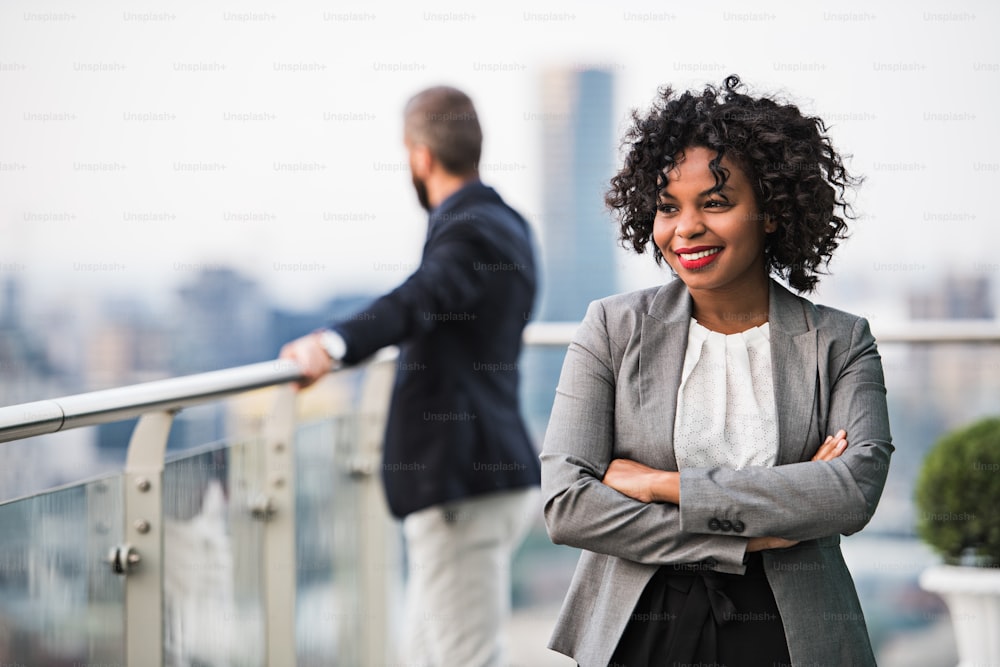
left=279, top=332, right=335, bottom=389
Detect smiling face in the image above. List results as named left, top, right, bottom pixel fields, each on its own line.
left=652, top=146, right=775, bottom=303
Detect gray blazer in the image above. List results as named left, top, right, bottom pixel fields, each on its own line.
left=541, top=278, right=893, bottom=667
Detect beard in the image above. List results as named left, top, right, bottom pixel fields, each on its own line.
left=411, top=173, right=431, bottom=212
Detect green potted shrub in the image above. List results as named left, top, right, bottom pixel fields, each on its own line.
left=915, top=416, right=1000, bottom=666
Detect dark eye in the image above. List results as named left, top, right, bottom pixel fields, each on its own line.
left=705, top=200, right=730, bottom=209
left=656, top=203, right=677, bottom=214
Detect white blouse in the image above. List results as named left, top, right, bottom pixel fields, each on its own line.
left=673, top=318, right=779, bottom=470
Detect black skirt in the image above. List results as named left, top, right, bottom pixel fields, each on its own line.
left=608, top=553, right=791, bottom=667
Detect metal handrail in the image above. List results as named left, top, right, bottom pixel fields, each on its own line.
left=2, top=319, right=999, bottom=445
left=0, top=359, right=303, bottom=444
left=865, top=319, right=1000, bottom=343
left=0, top=323, right=577, bottom=445
left=523, top=319, right=1000, bottom=344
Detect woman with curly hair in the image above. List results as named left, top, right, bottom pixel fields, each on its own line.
left=541, top=76, right=892, bottom=666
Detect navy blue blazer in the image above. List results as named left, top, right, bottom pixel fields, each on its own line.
left=332, top=180, right=540, bottom=517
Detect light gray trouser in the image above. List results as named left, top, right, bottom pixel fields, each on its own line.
left=401, top=487, right=538, bottom=667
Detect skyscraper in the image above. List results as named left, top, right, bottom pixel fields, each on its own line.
left=536, top=67, right=619, bottom=321
left=172, top=267, right=273, bottom=374
left=522, top=67, right=619, bottom=442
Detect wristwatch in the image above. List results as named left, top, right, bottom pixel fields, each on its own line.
left=317, top=329, right=346, bottom=361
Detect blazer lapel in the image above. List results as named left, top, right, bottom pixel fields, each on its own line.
left=638, top=279, right=819, bottom=469
left=769, top=281, right=820, bottom=465
left=638, top=280, right=691, bottom=472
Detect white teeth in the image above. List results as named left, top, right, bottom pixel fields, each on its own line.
left=679, top=248, right=720, bottom=260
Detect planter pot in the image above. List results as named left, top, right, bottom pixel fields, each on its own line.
left=919, top=564, right=1000, bottom=667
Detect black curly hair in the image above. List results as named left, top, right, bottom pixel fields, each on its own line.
left=606, top=75, right=860, bottom=292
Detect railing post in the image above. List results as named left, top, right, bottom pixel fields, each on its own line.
left=262, top=383, right=298, bottom=666
left=353, top=355, right=400, bottom=666
left=122, top=410, right=174, bottom=667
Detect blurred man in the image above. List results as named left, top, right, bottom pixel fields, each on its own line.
left=280, top=86, right=539, bottom=667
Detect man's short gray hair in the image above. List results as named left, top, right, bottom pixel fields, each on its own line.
left=404, top=86, right=482, bottom=176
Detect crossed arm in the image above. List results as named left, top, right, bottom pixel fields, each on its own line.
left=601, top=430, right=849, bottom=553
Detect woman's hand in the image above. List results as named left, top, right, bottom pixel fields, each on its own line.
left=812, top=429, right=848, bottom=462
left=746, top=431, right=848, bottom=552
left=602, top=459, right=678, bottom=504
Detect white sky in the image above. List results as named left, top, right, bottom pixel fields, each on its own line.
left=1, top=0, right=998, bottom=317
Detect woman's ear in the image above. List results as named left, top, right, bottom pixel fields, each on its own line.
left=763, top=214, right=777, bottom=234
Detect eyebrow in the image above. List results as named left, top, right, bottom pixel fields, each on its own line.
left=659, top=184, right=733, bottom=199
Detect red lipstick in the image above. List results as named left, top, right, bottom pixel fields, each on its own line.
left=674, top=246, right=722, bottom=270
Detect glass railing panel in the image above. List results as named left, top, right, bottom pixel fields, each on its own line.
left=294, top=417, right=343, bottom=666
left=294, top=359, right=405, bottom=666
left=0, top=474, right=125, bottom=665
left=162, top=440, right=265, bottom=667
left=296, top=413, right=397, bottom=665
